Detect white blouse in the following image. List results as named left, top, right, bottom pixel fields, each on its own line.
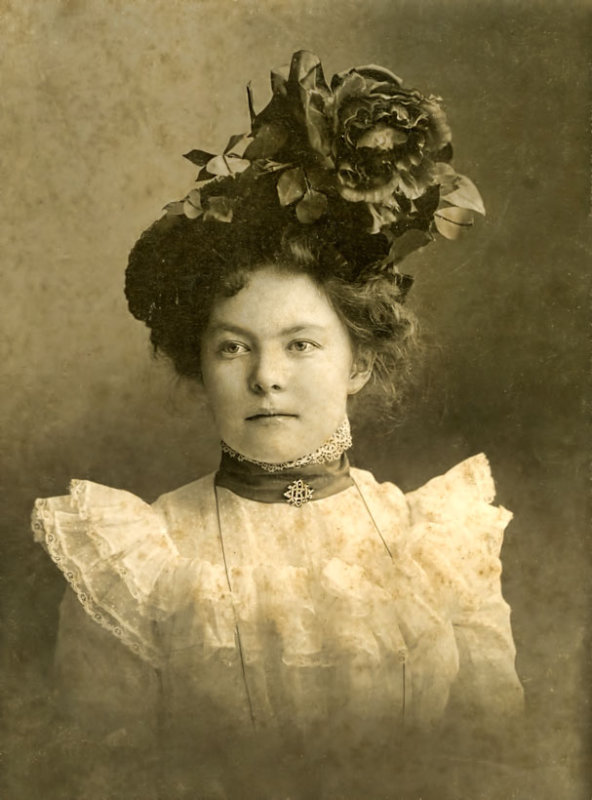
left=32, top=453, right=523, bottom=798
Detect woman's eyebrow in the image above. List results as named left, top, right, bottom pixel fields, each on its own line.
left=280, top=324, right=326, bottom=336
left=207, top=322, right=252, bottom=337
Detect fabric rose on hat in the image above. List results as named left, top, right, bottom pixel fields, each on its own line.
left=330, top=65, right=452, bottom=206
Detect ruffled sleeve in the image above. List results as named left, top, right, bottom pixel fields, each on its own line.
left=32, top=480, right=183, bottom=667
left=405, top=453, right=524, bottom=722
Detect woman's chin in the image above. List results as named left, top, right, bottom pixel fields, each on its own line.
left=231, top=429, right=325, bottom=465
left=239, top=443, right=311, bottom=464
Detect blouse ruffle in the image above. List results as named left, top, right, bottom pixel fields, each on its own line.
left=32, top=454, right=522, bottom=726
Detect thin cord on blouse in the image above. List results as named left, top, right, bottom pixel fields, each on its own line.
left=214, top=484, right=257, bottom=729
left=350, top=475, right=394, bottom=560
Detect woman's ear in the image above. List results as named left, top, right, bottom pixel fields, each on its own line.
left=347, top=349, right=375, bottom=395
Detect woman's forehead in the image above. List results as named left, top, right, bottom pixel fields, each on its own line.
left=207, top=267, right=342, bottom=334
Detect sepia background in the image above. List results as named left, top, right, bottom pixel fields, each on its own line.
left=1, top=0, right=590, bottom=797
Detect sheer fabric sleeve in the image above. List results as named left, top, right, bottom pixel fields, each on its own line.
left=49, top=587, right=162, bottom=800
left=54, top=586, right=160, bottom=744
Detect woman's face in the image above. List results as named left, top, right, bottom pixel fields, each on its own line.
left=200, top=266, right=371, bottom=463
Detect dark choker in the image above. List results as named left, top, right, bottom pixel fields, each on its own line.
left=215, top=451, right=353, bottom=506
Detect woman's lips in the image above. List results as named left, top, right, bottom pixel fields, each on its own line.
left=246, top=412, right=298, bottom=422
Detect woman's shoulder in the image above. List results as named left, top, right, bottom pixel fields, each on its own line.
left=31, top=478, right=169, bottom=554
left=403, top=452, right=509, bottom=520
left=32, top=472, right=217, bottom=537
left=352, top=453, right=512, bottom=559
left=33, top=471, right=221, bottom=560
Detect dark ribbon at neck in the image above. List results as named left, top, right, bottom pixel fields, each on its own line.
left=215, top=451, right=353, bottom=505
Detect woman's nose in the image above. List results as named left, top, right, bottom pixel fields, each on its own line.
left=249, top=349, right=285, bottom=394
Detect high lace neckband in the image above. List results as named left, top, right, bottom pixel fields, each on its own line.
left=215, top=420, right=354, bottom=505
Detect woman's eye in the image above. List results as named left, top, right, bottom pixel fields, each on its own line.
left=289, top=340, right=317, bottom=353
left=219, top=341, right=248, bottom=356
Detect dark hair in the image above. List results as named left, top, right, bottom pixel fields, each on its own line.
left=125, top=181, right=418, bottom=417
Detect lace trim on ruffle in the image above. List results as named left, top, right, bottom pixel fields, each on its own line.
left=220, top=419, right=352, bottom=473
left=32, top=496, right=162, bottom=667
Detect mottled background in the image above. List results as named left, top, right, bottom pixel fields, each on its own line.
left=1, top=0, right=590, bottom=797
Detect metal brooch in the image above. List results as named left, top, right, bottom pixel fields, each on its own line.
left=283, top=479, right=314, bottom=507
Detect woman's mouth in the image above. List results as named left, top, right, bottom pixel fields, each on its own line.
left=246, top=412, right=298, bottom=422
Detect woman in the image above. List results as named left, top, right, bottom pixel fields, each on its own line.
left=32, top=51, right=523, bottom=799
